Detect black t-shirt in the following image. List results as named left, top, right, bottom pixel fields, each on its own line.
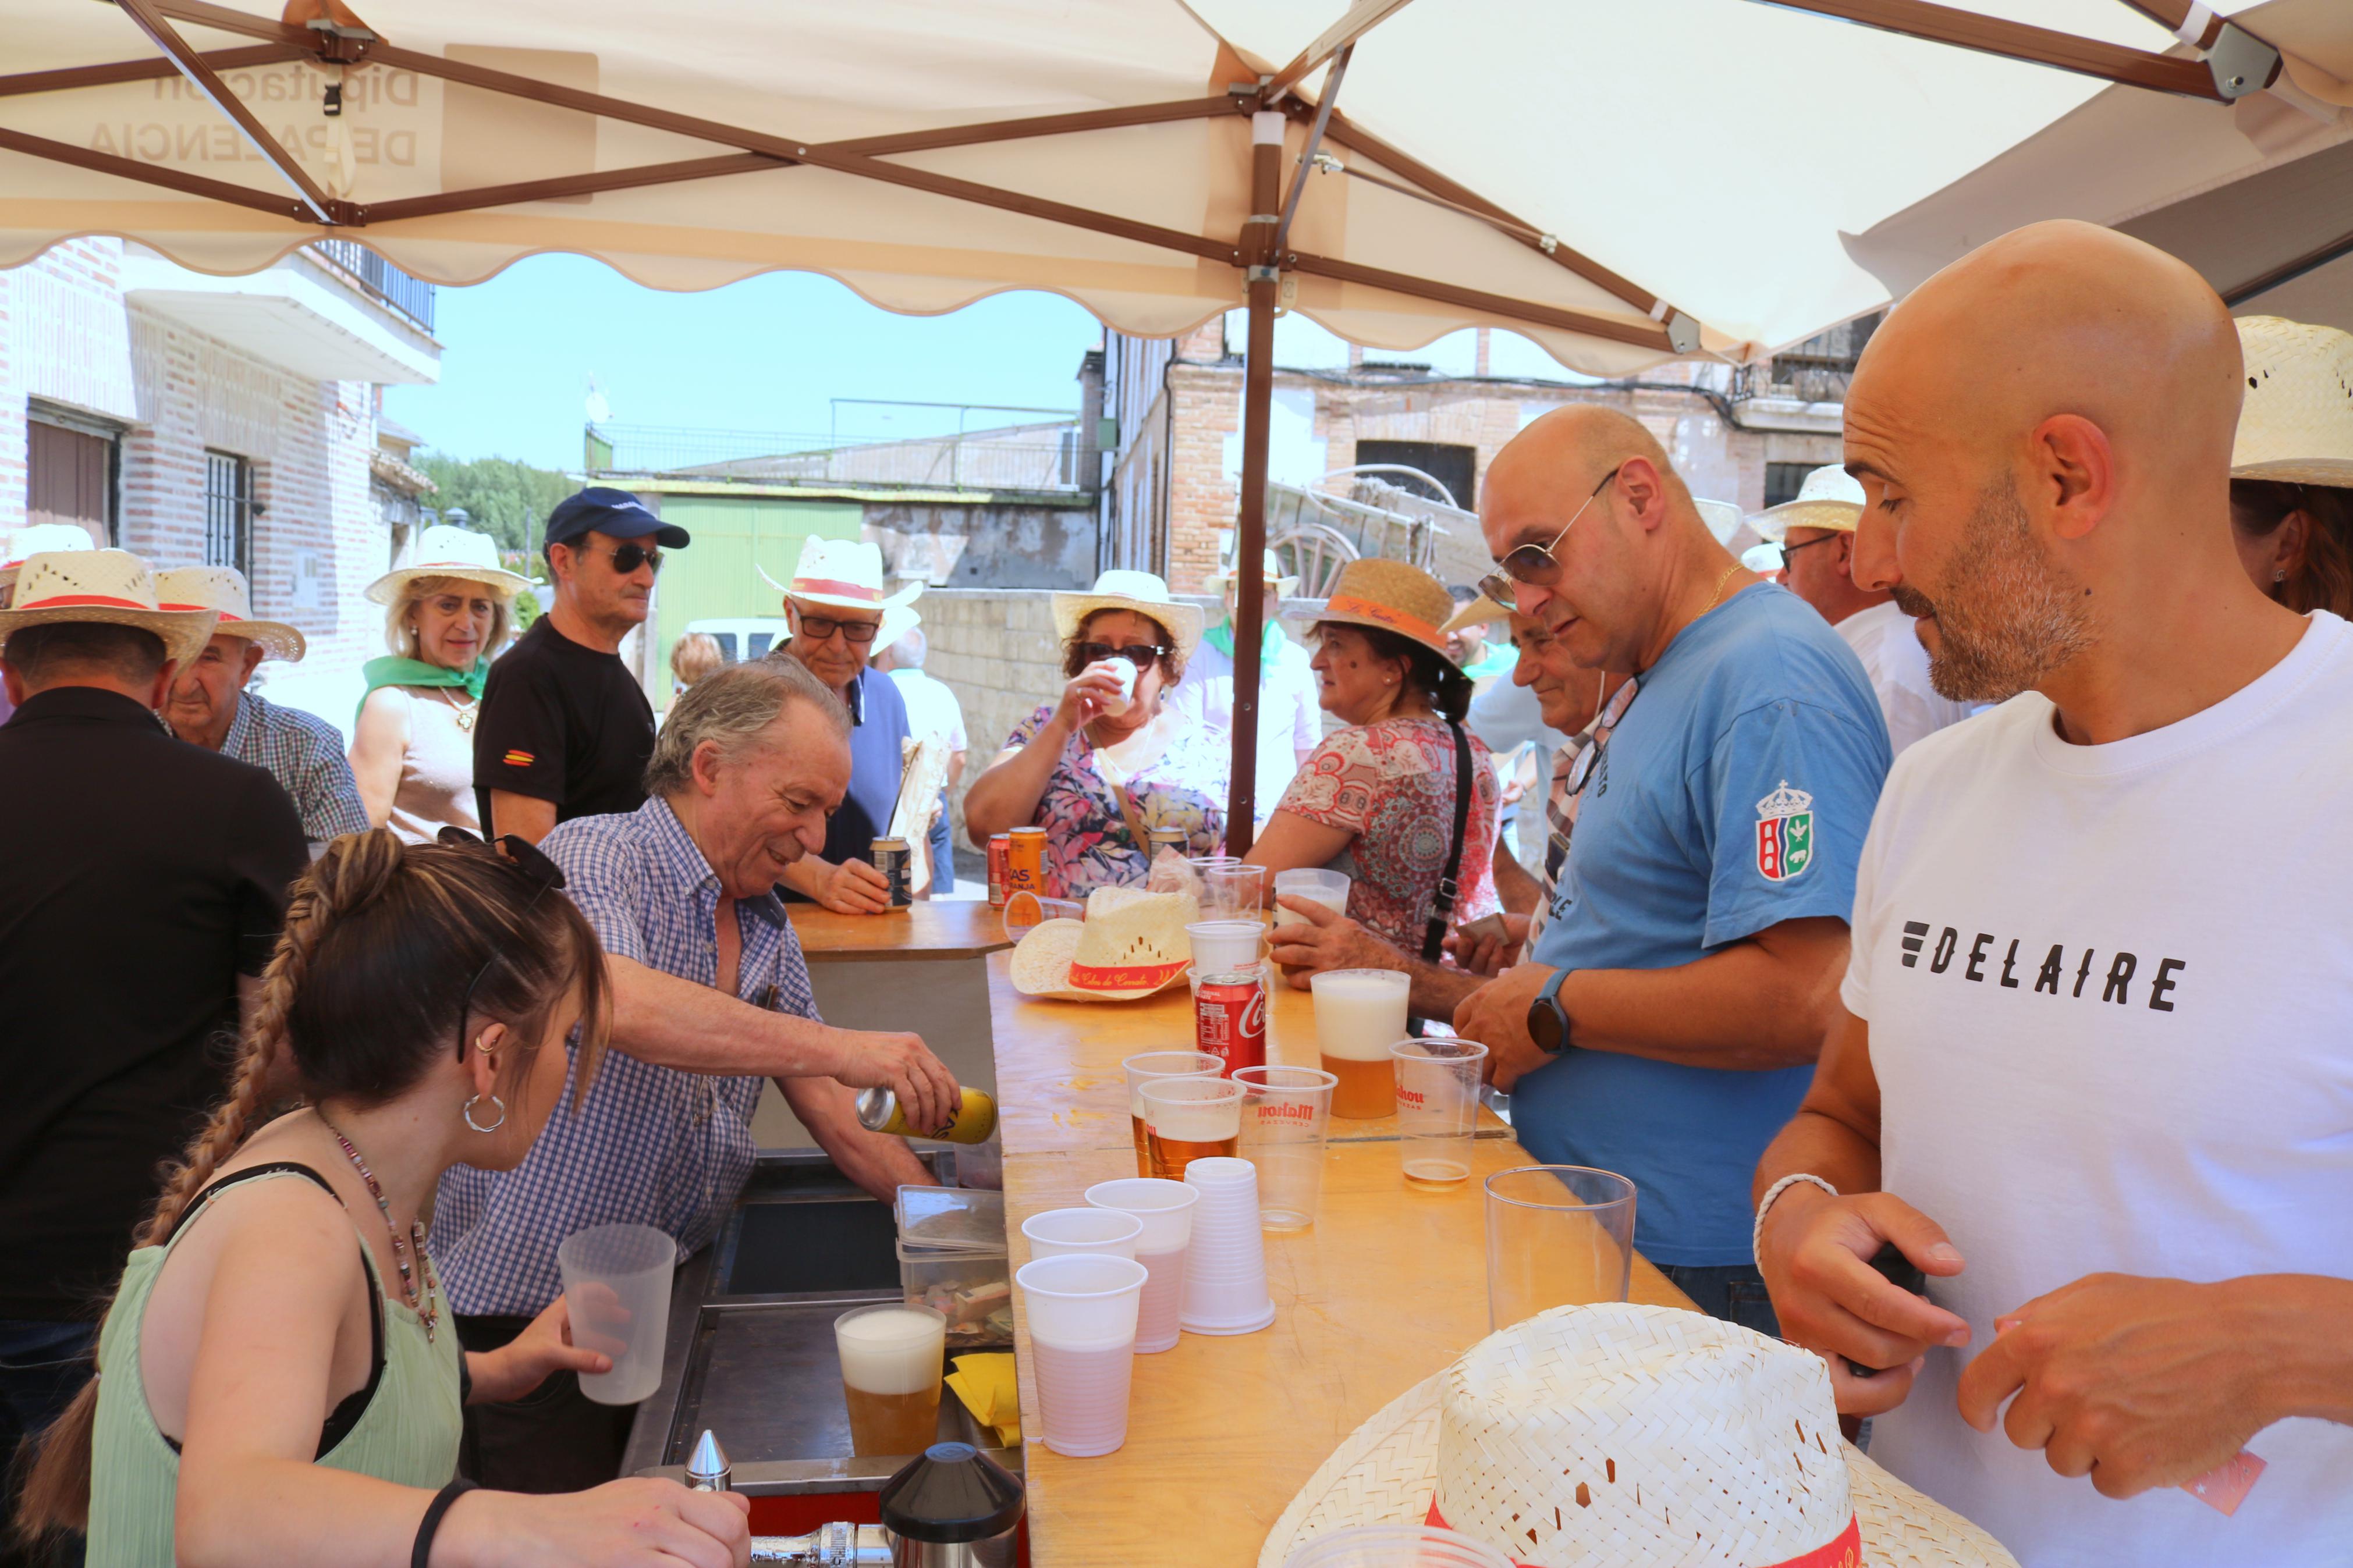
left=0, top=687, right=307, bottom=1319
left=473, top=617, right=655, bottom=837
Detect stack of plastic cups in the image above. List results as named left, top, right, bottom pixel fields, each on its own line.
left=1013, top=1253, right=1148, bottom=1457
left=1083, top=1178, right=1198, bottom=1353
left=1178, top=1157, right=1275, bottom=1335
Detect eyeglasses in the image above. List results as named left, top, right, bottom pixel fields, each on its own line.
left=1478, top=465, right=1622, bottom=610
left=578, top=540, right=663, bottom=575
left=796, top=614, right=881, bottom=646
left=1074, top=640, right=1168, bottom=670
left=1774, top=533, right=1844, bottom=566
left=436, top=827, right=567, bottom=1061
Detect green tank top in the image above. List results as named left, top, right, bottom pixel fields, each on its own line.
left=87, top=1164, right=464, bottom=1566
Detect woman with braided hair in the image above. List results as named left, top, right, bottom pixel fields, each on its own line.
left=13, top=832, right=753, bottom=1567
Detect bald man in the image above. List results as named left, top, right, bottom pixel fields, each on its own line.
left=1454, top=405, right=1891, bottom=1331
left=1754, top=222, right=2353, bottom=1564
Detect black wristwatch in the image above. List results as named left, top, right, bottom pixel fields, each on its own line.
left=1525, top=967, right=1573, bottom=1054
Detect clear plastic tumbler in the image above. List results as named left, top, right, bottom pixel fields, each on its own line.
left=1084, top=1176, right=1198, bottom=1353
left=1020, top=1206, right=1144, bottom=1260
left=557, top=1222, right=677, bottom=1405
left=1391, top=1039, right=1488, bottom=1188
left=1233, top=1065, right=1337, bottom=1231
left=1120, top=1050, right=1225, bottom=1176
left=1014, top=1253, right=1148, bottom=1456
left=1202, top=862, right=1266, bottom=921
left=1482, top=1165, right=1638, bottom=1331
left=1309, top=969, right=1410, bottom=1118
left=832, top=1302, right=947, bottom=1457
left=1141, top=1076, right=1244, bottom=1182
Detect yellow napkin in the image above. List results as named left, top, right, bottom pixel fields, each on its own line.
left=947, top=1353, right=1021, bottom=1447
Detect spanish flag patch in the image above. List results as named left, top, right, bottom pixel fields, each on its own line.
left=503, top=749, right=535, bottom=768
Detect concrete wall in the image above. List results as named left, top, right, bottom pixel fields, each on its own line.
left=867, top=500, right=1098, bottom=589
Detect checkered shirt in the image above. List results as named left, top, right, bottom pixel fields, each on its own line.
left=222, top=690, right=371, bottom=842
left=431, top=795, right=809, bottom=1316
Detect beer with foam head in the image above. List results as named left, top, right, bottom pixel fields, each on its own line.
left=834, top=1304, right=946, bottom=1457
left=1142, top=1082, right=1241, bottom=1182
left=1309, top=969, right=1411, bottom=1119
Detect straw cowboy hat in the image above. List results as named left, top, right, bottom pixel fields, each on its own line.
left=1749, top=465, right=1865, bottom=545
left=2233, top=315, right=2353, bottom=488
left=1694, top=495, right=1746, bottom=547
left=1010, top=886, right=1201, bottom=1001
left=1260, top=1303, right=2018, bottom=1568
left=1296, top=557, right=1462, bottom=668
left=364, top=523, right=531, bottom=605
left=1050, top=568, right=1204, bottom=669
left=155, top=566, right=307, bottom=663
left=1206, top=547, right=1301, bottom=602
left=0, top=522, right=97, bottom=600
left=760, top=536, right=924, bottom=648
left=1439, top=592, right=1503, bottom=638
left=0, top=549, right=219, bottom=670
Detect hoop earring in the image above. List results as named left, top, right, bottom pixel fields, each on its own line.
left=2275, top=568, right=2288, bottom=583
left=463, top=1094, right=507, bottom=1133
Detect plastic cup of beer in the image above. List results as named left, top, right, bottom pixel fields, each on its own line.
left=1187, top=919, right=1265, bottom=975
left=1482, top=1165, right=1637, bottom=1332
left=1120, top=1050, right=1225, bottom=1175
left=1141, top=1075, right=1244, bottom=1181
left=1391, top=1039, right=1489, bottom=1188
left=1201, top=862, right=1265, bottom=922
left=1084, top=1177, right=1197, bottom=1353
left=1003, top=890, right=1084, bottom=940
left=1233, top=1065, right=1337, bottom=1231
left=1014, top=1253, right=1149, bottom=1456
left=1308, top=968, right=1411, bottom=1119
left=832, top=1302, right=947, bottom=1457
left=1281, top=1524, right=1516, bottom=1568
left=1021, top=1206, right=1144, bottom=1261
left=556, top=1222, right=676, bottom=1405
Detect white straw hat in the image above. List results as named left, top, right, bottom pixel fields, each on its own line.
left=0, top=549, right=219, bottom=670
left=154, top=566, right=306, bottom=663
left=365, top=524, right=530, bottom=605
left=1260, top=1303, right=2017, bottom=1568
left=1010, top=886, right=1201, bottom=1001
left=1206, top=547, right=1301, bottom=601
left=1749, top=465, right=1865, bottom=544
left=1051, top=569, right=1204, bottom=669
left=1694, top=496, right=1745, bottom=547
left=0, top=522, right=98, bottom=599
left=2232, top=315, right=2353, bottom=488
left=761, top=536, right=923, bottom=614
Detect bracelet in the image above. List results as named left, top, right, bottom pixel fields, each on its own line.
left=411, top=1478, right=479, bottom=1568
left=1752, top=1172, right=1839, bottom=1265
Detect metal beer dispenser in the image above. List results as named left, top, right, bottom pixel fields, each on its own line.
left=690, top=1430, right=1025, bottom=1567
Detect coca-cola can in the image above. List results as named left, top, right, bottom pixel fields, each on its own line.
left=986, top=833, right=1010, bottom=907
left=1193, top=968, right=1267, bottom=1077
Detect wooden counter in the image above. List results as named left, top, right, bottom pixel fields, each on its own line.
left=786, top=896, right=1013, bottom=961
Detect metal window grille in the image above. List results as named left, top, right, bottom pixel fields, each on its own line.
left=204, top=450, right=254, bottom=575
left=1763, top=463, right=1812, bottom=510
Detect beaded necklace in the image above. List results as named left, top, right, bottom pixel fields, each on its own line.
left=318, top=1115, right=441, bottom=1343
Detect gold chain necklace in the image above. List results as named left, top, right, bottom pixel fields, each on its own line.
left=1702, top=559, right=1743, bottom=613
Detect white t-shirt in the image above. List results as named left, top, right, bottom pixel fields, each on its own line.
left=887, top=667, right=967, bottom=753
left=1835, top=599, right=1974, bottom=757
left=1844, top=611, right=2353, bottom=1567
left=1165, top=628, right=1322, bottom=825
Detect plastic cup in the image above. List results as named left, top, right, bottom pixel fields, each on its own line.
left=1392, top=1039, right=1488, bottom=1189
left=1021, top=1206, right=1144, bottom=1260
left=1014, top=1253, right=1148, bottom=1456
left=556, top=1222, right=677, bottom=1406
left=1085, top=1177, right=1199, bottom=1353
left=1233, top=1065, right=1336, bottom=1231
left=1179, top=1156, right=1275, bottom=1335
left=1282, top=1524, right=1517, bottom=1568
left=1003, top=891, right=1083, bottom=940
left=1309, top=969, right=1411, bottom=1119
left=1202, top=862, right=1266, bottom=921
left=1272, top=867, right=1349, bottom=926
left=833, top=1302, right=947, bottom=1457
left=1483, top=1165, right=1638, bottom=1332
left=1141, top=1076, right=1244, bottom=1182
left=1120, top=1050, right=1225, bottom=1176
left=1187, top=919, right=1266, bottom=975
left=1091, top=658, right=1138, bottom=716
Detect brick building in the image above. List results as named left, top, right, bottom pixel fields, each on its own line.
left=1, top=236, right=439, bottom=706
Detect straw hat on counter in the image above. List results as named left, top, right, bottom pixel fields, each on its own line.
left=1295, top=557, right=1461, bottom=667
left=1260, top=1303, right=2017, bottom=1568
left=1010, top=886, right=1200, bottom=1002
left=2233, top=315, right=2353, bottom=487
left=0, top=549, right=219, bottom=670
left=155, top=566, right=307, bottom=663
left=1748, top=465, right=1865, bottom=545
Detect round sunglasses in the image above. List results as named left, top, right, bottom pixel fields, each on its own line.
left=1477, top=464, right=1621, bottom=611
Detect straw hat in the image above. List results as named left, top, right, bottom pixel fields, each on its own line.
left=1693, top=496, right=1745, bottom=547
left=1294, top=557, right=1460, bottom=667
left=364, top=524, right=530, bottom=605
left=1438, top=592, right=1504, bottom=638
left=1206, top=547, right=1301, bottom=602
left=1051, top=569, right=1204, bottom=669
left=1260, top=1303, right=2017, bottom=1568
left=1749, top=465, right=1864, bottom=544
left=0, top=549, right=219, bottom=670
left=0, top=522, right=97, bottom=600
left=761, top=536, right=924, bottom=649
left=2233, top=315, right=2353, bottom=487
left=1010, top=886, right=1201, bottom=1001
left=154, top=566, right=306, bottom=663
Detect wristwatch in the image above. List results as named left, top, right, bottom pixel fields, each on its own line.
left=1525, top=968, right=1573, bottom=1055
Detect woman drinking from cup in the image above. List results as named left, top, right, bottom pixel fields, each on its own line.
left=349, top=525, right=528, bottom=842
left=12, top=832, right=751, bottom=1566
left=963, top=570, right=1226, bottom=896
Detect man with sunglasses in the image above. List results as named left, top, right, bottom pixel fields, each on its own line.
left=475, top=486, right=688, bottom=844
left=1451, top=405, right=1891, bottom=1334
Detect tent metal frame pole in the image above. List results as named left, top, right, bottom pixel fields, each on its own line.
left=1757, top=0, right=2223, bottom=99
left=112, top=0, right=338, bottom=221
left=0, top=43, right=306, bottom=98
left=1226, top=115, right=1285, bottom=856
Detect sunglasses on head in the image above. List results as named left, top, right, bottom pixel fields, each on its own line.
left=797, top=613, right=881, bottom=646
left=575, top=539, right=663, bottom=575
left=1076, top=640, right=1167, bottom=670
left=1478, top=464, right=1623, bottom=611
left=436, top=827, right=567, bottom=1061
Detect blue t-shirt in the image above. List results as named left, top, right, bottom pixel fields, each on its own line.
left=1516, top=584, right=1892, bottom=1266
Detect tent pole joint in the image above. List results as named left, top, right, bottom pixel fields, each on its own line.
left=2203, top=22, right=2280, bottom=99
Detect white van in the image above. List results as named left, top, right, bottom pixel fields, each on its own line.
left=683, top=617, right=791, bottom=664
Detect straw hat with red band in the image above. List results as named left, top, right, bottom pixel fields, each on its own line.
left=758, top=536, right=924, bottom=649
left=1009, top=886, right=1199, bottom=1002
left=0, top=549, right=219, bottom=670
left=1296, top=557, right=1462, bottom=668
left=153, top=566, right=307, bottom=663
left=1259, top=1303, right=2017, bottom=1568
left=0, top=522, right=98, bottom=600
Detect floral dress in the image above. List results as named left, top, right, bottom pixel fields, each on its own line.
left=1273, top=716, right=1502, bottom=952
left=1004, top=704, right=1230, bottom=898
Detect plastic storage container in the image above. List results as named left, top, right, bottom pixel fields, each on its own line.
left=896, top=1185, right=1012, bottom=1345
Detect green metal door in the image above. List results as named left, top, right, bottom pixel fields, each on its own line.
left=651, top=494, right=864, bottom=707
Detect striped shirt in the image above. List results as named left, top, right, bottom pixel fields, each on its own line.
left=431, top=795, right=808, bottom=1315
left=222, top=690, right=371, bottom=842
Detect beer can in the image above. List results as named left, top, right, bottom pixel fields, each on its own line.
left=855, top=1084, right=1000, bottom=1145
left=872, top=837, right=912, bottom=908
left=1006, top=825, right=1046, bottom=897
left=1193, top=968, right=1268, bottom=1077
left=986, top=833, right=1010, bottom=907
left=1147, top=825, right=1188, bottom=858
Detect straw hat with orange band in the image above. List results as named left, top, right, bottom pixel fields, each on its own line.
left=1296, top=557, right=1466, bottom=669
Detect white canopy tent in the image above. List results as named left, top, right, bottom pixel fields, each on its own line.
left=0, top=0, right=2324, bottom=844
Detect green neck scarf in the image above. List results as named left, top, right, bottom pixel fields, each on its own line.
left=1205, top=618, right=1284, bottom=660
left=357, top=655, right=488, bottom=721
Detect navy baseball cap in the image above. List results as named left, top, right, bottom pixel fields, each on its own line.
left=542, top=487, right=690, bottom=549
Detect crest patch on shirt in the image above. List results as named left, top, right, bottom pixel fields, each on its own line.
left=502, top=749, right=535, bottom=769
left=1755, top=779, right=1814, bottom=883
